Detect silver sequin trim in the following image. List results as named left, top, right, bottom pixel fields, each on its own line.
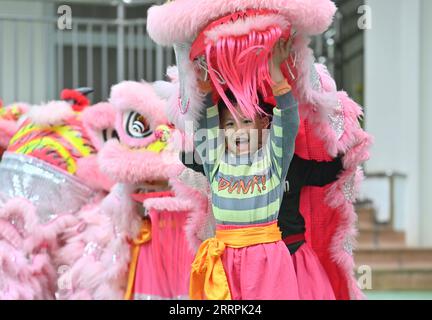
left=0, top=153, right=96, bottom=224
left=328, top=100, right=345, bottom=140
left=343, top=237, right=354, bottom=256
left=343, top=174, right=356, bottom=203
left=174, top=43, right=193, bottom=113
left=83, top=242, right=103, bottom=261
left=310, top=64, right=323, bottom=92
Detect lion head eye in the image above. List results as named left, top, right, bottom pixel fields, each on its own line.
left=101, top=128, right=119, bottom=142
left=124, top=111, right=152, bottom=139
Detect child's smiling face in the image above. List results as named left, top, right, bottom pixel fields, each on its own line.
left=220, top=105, right=270, bottom=156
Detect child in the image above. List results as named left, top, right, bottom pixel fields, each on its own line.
left=190, top=40, right=300, bottom=300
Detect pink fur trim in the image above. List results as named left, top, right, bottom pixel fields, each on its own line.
left=300, top=67, right=373, bottom=300
left=205, top=14, right=290, bottom=43
left=56, top=214, right=130, bottom=299
left=152, top=79, right=177, bottom=101
left=165, top=37, right=338, bottom=129
left=147, top=0, right=337, bottom=45
left=81, top=102, right=116, bottom=151
left=205, top=24, right=282, bottom=120
left=315, top=63, right=337, bottom=92
left=27, top=101, right=75, bottom=126
left=0, top=198, right=57, bottom=299
left=143, top=197, right=192, bottom=213
left=0, top=198, right=39, bottom=234
left=165, top=63, right=205, bottom=131
left=292, top=38, right=339, bottom=121
left=109, top=80, right=168, bottom=128
left=24, top=214, right=80, bottom=253
left=55, top=185, right=141, bottom=299
left=98, top=139, right=183, bottom=184
left=0, top=241, right=57, bottom=299
left=109, top=81, right=169, bottom=149
left=76, top=156, right=114, bottom=192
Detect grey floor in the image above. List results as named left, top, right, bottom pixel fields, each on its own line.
left=365, top=291, right=432, bottom=300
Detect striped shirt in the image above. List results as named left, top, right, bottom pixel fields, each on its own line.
left=195, top=92, right=299, bottom=225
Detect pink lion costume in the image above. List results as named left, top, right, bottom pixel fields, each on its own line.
left=0, top=102, right=29, bottom=158
left=56, top=80, right=208, bottom=300
left=0, top=90, right=114, bottom=299
left=147, top=0, right=372, bottom=300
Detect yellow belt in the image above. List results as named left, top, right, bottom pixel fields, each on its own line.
left=124, top=219, right=152, bottom=300
left=189, top=222, right=282, bottom=300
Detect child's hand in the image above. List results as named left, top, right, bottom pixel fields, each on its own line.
left=270, top=38, right=293, bottom=83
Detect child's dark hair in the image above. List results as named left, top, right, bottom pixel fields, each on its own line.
left=217, top=90, right=274, bottom=120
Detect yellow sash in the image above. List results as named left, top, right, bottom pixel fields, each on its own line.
left=124, top=219, right=152, bottom=300
left=189, top=222, right=282, bottom=300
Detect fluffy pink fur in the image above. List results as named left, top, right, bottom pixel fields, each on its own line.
left=76, top=102, right=117, bottom=192
left=147, top=0, right=337, bottom=45
left=290, top=64, right=372, bottom=300
left=205, top=14, right=290, bottom=43
left=98, top=139, right=183, bottom=184
left=110, top=81, right=169, bottom=149
left=75, top=156, right=114, bottom=192
left=81, top=102, right=117, bottom=151
left=0, top=198, right=57, bottom=299
left=27, top=101, right=75, bottom=125
left=55, top=77, right=214, bottom=299
left=55, top=184, right=141, bottom=300
left=164, top=64, right=205, bottom=132
left=109, top=81, right=167, bottom=128
left=164, top=36, right=338, bottom=130
left=206, top=25, right=282, bottom=120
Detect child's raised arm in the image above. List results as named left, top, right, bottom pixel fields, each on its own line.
left=193, top=78, right=224, bottom=180
left=267, top=39, right=300, bottom=180
left=269, top=86, right=300, bottom=180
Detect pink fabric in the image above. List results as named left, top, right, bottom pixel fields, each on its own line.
left=292, top=243, right=335, bottom=300
left=221, top=239, right=299, bottom=300
left=217, top=222, right=299, bottom=300
left=205, top=24, right=282, bottom=121
left=133, top=208, right=194, bottom=299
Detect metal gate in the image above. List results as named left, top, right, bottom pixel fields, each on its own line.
left=0, top=0, right=173, bottom=104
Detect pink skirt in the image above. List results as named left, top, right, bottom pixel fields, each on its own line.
left=132, top=209, right=195, bottom=300
left=291, top=242, right=335, bottom=300
left=219, top=223, right=299, bottom=300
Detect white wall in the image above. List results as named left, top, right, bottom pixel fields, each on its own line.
left=419, top=0, right=432, bottom=246
left=365, top=0, right=432, bottom=246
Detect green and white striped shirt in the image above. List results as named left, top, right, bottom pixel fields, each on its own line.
left=195, top=93, right=299, bottom=225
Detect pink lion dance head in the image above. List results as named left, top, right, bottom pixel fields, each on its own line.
left=99, top=80, right=182, bottom=188
left=0, top=89, right=119, bottom=299
left=56, top=79, right=204, bottom=300
left=147, top=0, right=337, bottom=123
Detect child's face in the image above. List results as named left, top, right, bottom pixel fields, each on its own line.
left=220, top=106, right=270, bottom=156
